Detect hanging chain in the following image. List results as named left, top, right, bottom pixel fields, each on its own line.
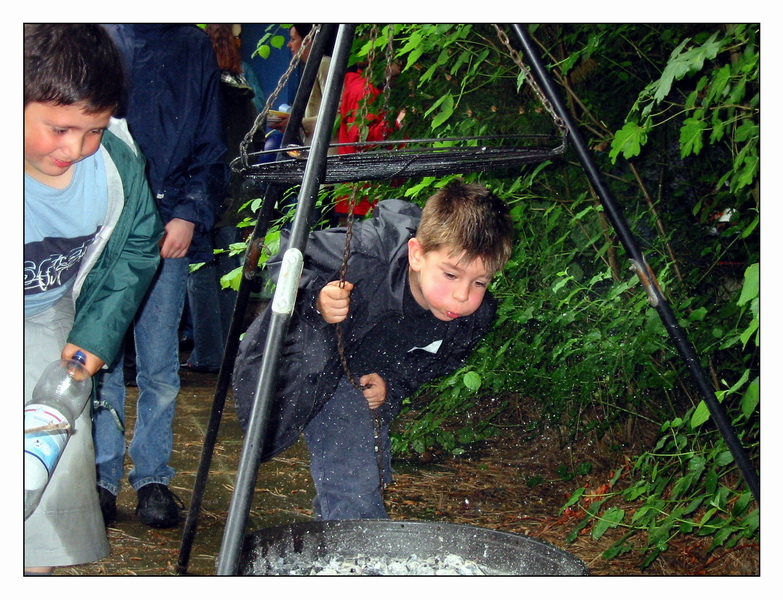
left=239, top=25, right=321, bottom=167
left=493, top=25, right=569, bottom=147
left=335, top=24, right=381, bottom=393
left=382, top=25, right=395, bottom=118
left=331, top=25, right=393, bottom=493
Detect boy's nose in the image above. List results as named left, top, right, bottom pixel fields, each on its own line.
left=60, top=136, right=83, bottom=161
left=453, top=285, right=470, bottom=302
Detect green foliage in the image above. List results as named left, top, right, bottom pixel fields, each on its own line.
left=253, top=24, right=289, bottom=60
left=609, top=25, right=759, bottom=198
left=374, top=24, right=759, bottom=567
left=237, top=24, right=760, bottom=568
left=563, top=400, right=759, bottom=568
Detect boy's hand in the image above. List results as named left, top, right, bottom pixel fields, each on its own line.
left=360, top=373, right=387, bottom=409
left=159, top=218, right=195, bottom=259
left=61, top=344, right=104, bottom=376
left=316, top=281, right=354, bottom=323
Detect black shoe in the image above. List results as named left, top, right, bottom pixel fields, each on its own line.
left=135, top=483, right=184, bottom=529
left=123, top=366, right=137, bottom=387
left=97, top=486, right=117, bottom=525
left=179, top=335, right=194, bottom=352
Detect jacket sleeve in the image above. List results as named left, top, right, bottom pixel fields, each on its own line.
left=169, top=39, right=228, bottom=234
left=267, top=226, right=352, bottom=328
left=68, top=133, right=163, bottom=365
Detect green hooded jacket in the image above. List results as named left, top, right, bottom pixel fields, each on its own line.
left=67, top=119, right=163, bottom=365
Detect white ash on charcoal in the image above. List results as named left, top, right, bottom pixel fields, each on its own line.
left=254, top=552, right=491, bottom=575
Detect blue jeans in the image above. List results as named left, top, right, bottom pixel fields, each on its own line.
left=93, top=257, right=188, bottom=494
left=302, top=377, right=393, bottom=520
left=185, top=226, right=239, bottom=369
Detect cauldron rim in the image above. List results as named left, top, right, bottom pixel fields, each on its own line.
left=240, top=519, right=588, bottom=576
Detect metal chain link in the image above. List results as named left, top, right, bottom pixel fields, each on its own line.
left=335, top=24, right=383, bottom=393
left=493, top=24, right=569, bottom=147
left=239, top=25, right=321, bottom=168
left=382, top=25, right=395, bottom=115
left=331, top=25, right=392, bottom=493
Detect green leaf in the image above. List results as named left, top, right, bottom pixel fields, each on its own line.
left=654, top=33, right=723, bottom=103
left=602, top=542, right=631, bottom=560
left=462, top=370, right=482, bottom=392
left=552, top=276, right=571, bottom=294
left=688, top=454, right=706, bottom=477
left=714, top=451, right=734, bottom=467
left=610, top=121, right=648, bottom=162
left=427, top=93, right=455, bottom=129
left=733, top=491, right=752, bottom=516
left=734, top=154, right=759, bottom=190
left=740, top=316, right=759, bottom=348
left=704, top=64, right=732, bottom=104
left=691, top=401, right=711, bottom=427
left=592, top=507, right=625, bottom=539
left=734, top=120, right=759, bottom=142
left=741, top=377, right=760, bottom=419
left=737, top=263, right=759, bottom=306
left=741, top=215, right=760, bottom=239
left=562, top=487, right=586, bottom=511
left=680, top=117, right=706, bottom=156
left=652, top=38, right=691, bottom=102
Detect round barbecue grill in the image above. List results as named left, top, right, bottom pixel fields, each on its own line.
left=239, top=519, right=588, bottom=576
left=230, top=135, right=566, bottom=185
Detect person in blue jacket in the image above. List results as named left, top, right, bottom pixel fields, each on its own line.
left=93, top=24, right=228, bottom=529
left=233, top=180, right=514, bottom=520
left=24, top=24, right=163, bottom=573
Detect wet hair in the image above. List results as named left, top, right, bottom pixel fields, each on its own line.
left=416, top=180, right=514, bottom=275
left=206, top=24, right=242, bottom=74
left=24, top=24, right=125, bottom=114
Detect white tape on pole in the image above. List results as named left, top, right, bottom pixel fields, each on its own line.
left=271, top=248, right=304, bottom=316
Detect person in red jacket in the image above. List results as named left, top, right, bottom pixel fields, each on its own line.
left=334, top=64, right=403, bottom=223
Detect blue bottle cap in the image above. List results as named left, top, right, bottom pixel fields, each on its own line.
left=72, top=351, right=87, bottom=365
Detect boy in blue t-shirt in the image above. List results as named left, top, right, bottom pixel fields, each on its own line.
left=24, top=24, right=162, bottom=574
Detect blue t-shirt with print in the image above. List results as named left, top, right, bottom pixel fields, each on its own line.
left=24, top=151, right=108, bottom=316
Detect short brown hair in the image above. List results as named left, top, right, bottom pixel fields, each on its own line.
left=24, top=24, right=125, bottom=114
left=416, top=179, right=514, bottom=275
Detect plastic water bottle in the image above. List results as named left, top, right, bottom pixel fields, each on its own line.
left=24, top=351, right=92, bottom=520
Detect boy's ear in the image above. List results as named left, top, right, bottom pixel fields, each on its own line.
left=407, top=237, right=425, bottom=271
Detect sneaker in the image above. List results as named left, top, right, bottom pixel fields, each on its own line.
left=97, top=486, right=117, bottom=525
left=135, top=483, right=184, bottom=529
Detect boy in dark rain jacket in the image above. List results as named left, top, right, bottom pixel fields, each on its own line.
left=234, top=180, right=514, bottom=520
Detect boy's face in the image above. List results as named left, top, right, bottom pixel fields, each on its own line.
left=407, top=238, right=492, bottom=322
left=24, top=101, right=111, bottom=188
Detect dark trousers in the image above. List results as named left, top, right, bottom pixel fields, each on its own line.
left=303, top=377, right=392, bottom=519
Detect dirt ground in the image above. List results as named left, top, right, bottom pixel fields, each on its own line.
left=57, top=366, right=760, bottom=578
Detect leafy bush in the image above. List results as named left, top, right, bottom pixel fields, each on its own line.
left=381, top=24, right=759, bottom=566
left=240, top=24, right=760, bottom=567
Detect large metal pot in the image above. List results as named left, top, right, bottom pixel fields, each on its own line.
left=239, top=520, right=588, bottom=576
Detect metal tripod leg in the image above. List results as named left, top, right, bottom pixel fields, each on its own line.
left=175, top=23, right=343, bottom=576
left=175, top=184, right=280, bottom=574
left=214, top=24, right=356, bottom=576
left=510, top=24, right=759, bottom=503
